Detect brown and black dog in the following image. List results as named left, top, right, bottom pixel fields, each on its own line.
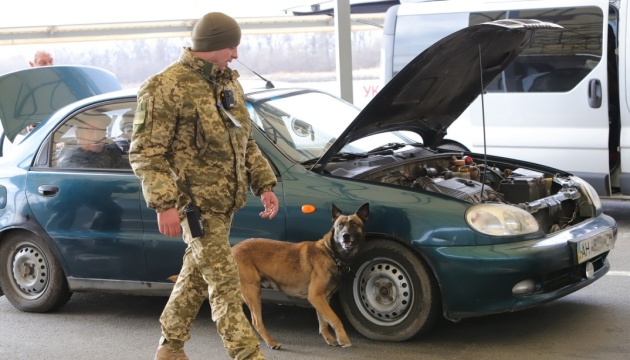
left=233, top=203, right=369, bottom=349
left=169, top=203, right=369, bottom=349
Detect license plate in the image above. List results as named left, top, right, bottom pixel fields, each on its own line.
left=571, top=229, right=615, bottom=264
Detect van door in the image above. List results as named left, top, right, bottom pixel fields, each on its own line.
left=617, top=3, right=630, bottom=194
left=384, top=0, right=613, bottom=195
left=469, top=2, right=612, bottom=196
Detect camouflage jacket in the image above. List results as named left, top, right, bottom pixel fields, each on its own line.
left=129, top=48, right=276, bottom=214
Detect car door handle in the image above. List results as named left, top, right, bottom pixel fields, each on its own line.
left=588, top=79, right=602, bottom=108
left=38, top=185, right=59, bottom=196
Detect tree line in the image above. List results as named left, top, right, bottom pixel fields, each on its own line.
left=0, top=30, right=382, bottom=88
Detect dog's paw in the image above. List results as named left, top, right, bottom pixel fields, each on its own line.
left=324, top=339, right=339, bottom=347
left=338, top=337, right=352, bottom=348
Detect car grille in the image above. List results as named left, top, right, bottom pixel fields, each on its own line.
left=540, top=253, right=608, bottom=293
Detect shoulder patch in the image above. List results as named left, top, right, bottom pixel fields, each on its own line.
left=134, top=96, right=152, bottom=133
left=134, top=100, right=146, bottom=125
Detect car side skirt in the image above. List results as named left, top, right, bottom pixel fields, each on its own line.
left=66, top=278, right=312, bottom=307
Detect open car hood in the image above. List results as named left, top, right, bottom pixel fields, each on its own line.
left=316, top=19, right=561, bottom=170
left=0, top=66, right=121, bottom=142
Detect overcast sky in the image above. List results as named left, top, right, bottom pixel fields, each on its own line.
left=0, top=0, right=307, bottom=27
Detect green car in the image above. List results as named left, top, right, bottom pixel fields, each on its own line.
left=0, top=20, right=617, bottom=341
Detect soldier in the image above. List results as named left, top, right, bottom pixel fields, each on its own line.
left=129, top=12, right=279, bottom=360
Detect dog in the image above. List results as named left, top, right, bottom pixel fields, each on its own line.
left=234, top=203, right=369, bottom=349
left=170, top=202, right=369, bottom=349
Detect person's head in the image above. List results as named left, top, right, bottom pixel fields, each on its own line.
left=74, top=115, right=111, bottom=152
left=190, top=12, right=241, bottom=70
left=26, top=122, right=40, bottom=132
left=120, top=123, right=133, bottom=140
left=29, top=50, right=54, bottom=67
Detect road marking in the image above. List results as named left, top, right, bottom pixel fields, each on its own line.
left=607, top=271, right=630, bottom=276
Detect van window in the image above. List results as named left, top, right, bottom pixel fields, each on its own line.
left=391, top=6, right=604, bottom=93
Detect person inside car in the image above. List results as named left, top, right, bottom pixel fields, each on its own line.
left=56, top=113, right=127, bottom=169
left=115, top=120, right=133, bottom=153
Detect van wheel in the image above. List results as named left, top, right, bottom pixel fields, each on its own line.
left=0, top=233, right=71, bottom=312
left=339, top=240, right=440, bottom=341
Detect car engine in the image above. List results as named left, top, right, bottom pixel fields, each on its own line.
left=328, top=152, right=594, bottom=234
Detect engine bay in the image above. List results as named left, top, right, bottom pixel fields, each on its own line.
left=325, top=151, right=592, bottom=234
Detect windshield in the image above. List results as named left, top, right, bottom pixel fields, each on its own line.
left=247, top=89, right=422, bottom=163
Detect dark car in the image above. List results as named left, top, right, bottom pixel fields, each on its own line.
left=0, top=20, right=617, bottom=341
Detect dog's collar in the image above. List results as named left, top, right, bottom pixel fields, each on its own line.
left=324, top=242, right=351, bottom=274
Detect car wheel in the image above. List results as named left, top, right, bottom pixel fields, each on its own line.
left=340, top=240, right=440, bottom=341
left=0, top=232, right=71, bottom=312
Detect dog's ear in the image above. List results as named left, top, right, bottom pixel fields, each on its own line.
left=356, top=203, right=369, bottom=222
left=332, top=203, right=343, bottom=221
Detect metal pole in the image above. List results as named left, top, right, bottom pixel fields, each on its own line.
left=334, top=0, right=354, bottom=104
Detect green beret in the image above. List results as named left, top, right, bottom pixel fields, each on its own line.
left=191, top=12, right=241, bottom=52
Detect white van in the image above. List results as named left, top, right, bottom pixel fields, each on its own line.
left=381, top=0, right=626, bottom=196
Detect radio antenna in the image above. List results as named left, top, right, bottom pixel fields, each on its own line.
left=236, top=59, right=275, bottom=89
left=478, top=43, right=488, bottom=202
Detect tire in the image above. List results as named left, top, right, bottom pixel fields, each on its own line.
left=0, top=232, right=71, bottom=312
left=339, top=240, right=440, bottom=341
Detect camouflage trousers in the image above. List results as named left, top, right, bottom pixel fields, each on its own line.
left=160, top=211, right=265, bottom=360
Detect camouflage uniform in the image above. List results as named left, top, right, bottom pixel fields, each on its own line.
left=129, top=47, right=276, bottom=359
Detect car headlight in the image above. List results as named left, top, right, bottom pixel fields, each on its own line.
left=570, top=176, right=602, bottom=217
left=466, top=203, right=540, bottom=236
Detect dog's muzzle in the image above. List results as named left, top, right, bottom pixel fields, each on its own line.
left=340, top=233, right=356, bottom=251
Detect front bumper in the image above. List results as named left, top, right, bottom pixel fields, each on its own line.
left=422, top=213, right=617, bottom=320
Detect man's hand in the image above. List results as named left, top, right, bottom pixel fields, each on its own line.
left=259, top=191, right=279, bottom=219
left=157, top=208, right=181, bottom=237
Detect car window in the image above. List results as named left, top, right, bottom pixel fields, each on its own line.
left=248, top=91, right=362, bottom=162
left=247, top=91, right=428, bottom=163
left=51, top=102, right=134, bottom=169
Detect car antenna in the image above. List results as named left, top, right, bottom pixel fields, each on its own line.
left=235, top=59, right=275, bottom=89
left=478, top=43, right=488, bottom=202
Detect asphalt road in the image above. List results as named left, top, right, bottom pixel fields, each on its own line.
left=0, top=199, right=629, bottom=360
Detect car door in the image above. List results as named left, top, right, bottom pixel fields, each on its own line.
left=141, top=181, right=286, bottom=283
left=26, top=101, right=148, bottom=281
left=140, top=129, right=287, bottom=282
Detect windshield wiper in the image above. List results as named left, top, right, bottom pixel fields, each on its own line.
left=301, top=152, right=367, bottom=166
left=366, top=142, right=410, bottom=154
